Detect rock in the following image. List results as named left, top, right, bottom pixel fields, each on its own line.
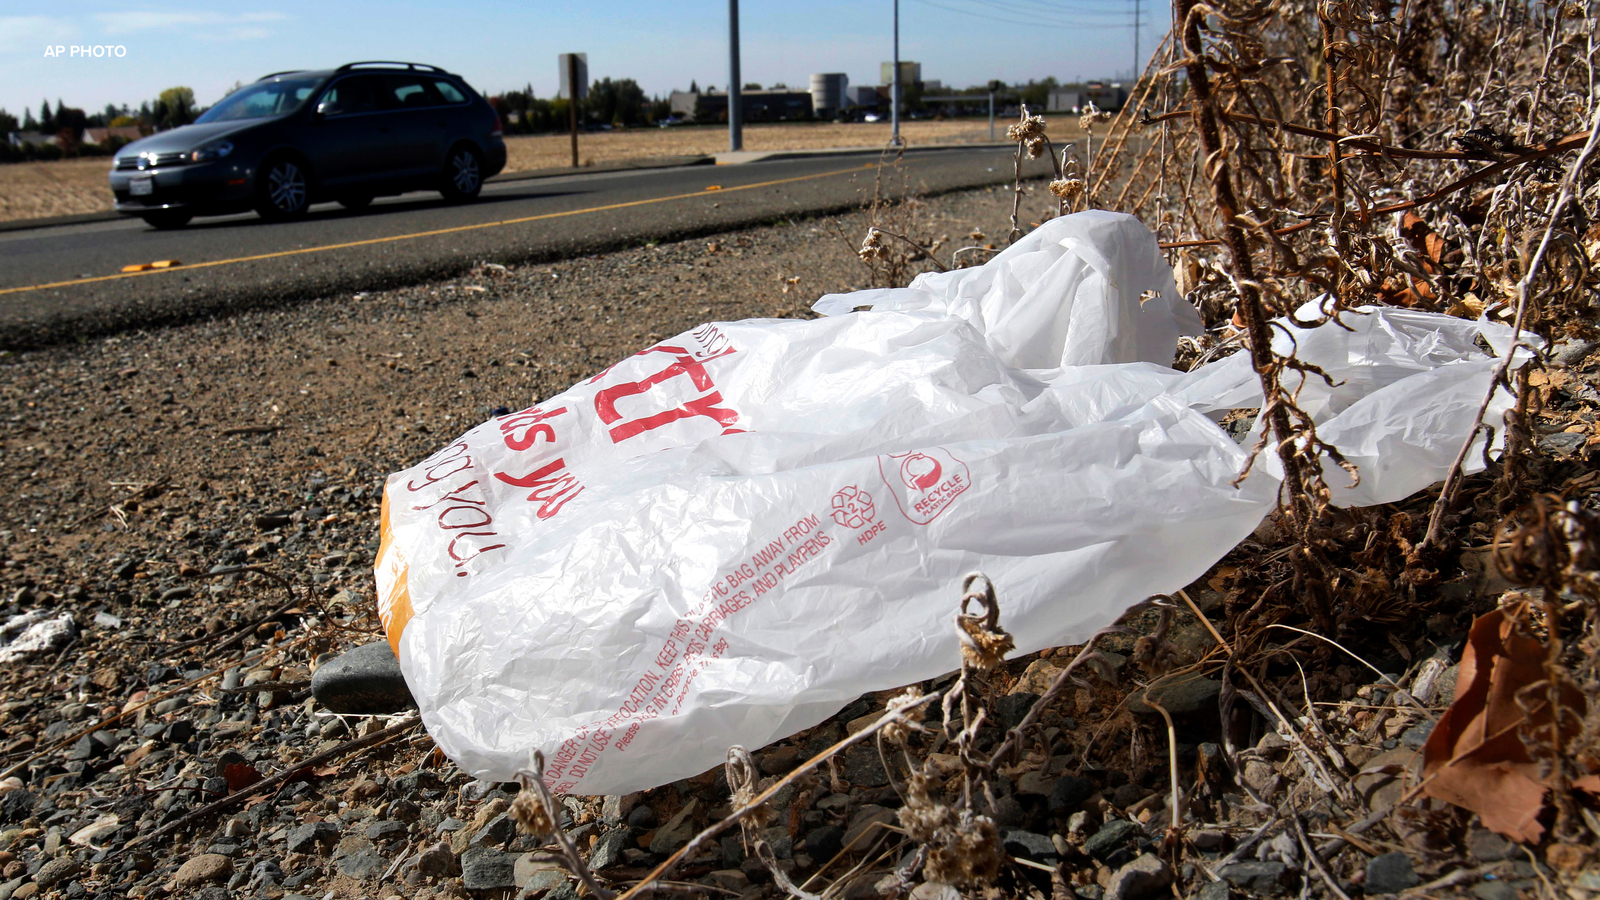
left=1401, top=720, right=1435, bottom=749
left=721, top=836, right=747, bottom=867
left=366, top=819, right=406, bottom=842
left=1126, top=676, right=1221, bottom=718
left=1538, top=431, right=1587, bottom=455
left=548, top=880, right=582, bottom=900
left=335, top=842, right=389, bottom=881
left=1049, top=774, right=1095, bottom=813
left=1110, top=783, right=1151, bottom=810
left=461, top=846, right=518, bottom=891
left=173, top=854, right=232, bottom=888
left=1354, top=748, right=1422, bottom=808
left=470, top=812, right=516, bottom=848
left=1196, top=881, right=1230, bottom=900
left=841, top=744, right=888, bottom=787
left=1083, top=819, right=1142, bottom=861
left=648, top=800, right=698, bottom=855
left=285, top=822, right=340, bottom=854
left=626, top=805, right=657, bottom=829
left=842, top=806, right=896, bottom=849
left=993, top=692, right=1039, bottom=730
left=1010, top=659, right=1065, bottom=695
left=1106, top=853, right=1171, bottom=900
left=589, top=829, right=630, bottom=870
left=412, top=841, right=456, bottom=878
left=1001, top=830, right=1059, bottom=865
left=310, top=640, right=416, bottom=714
left=759, top=745, right=801, bottom=775
left=600, top=793, right=638, bottom=823
left=1551, top=338, right=1597, bottom=367
left=803, top=825, right=844, bottom=862
left=1465, top=829, right=1514, bottom=863
left=1241, top=760, right=1280, bottom=797
left=704, top=870, right=750, bottom=892
left=1365, top=852, right=1419, bottom=894
left=1218, top=860, right=1287, bottom=894
left=515, top=854, right=567, bottom=892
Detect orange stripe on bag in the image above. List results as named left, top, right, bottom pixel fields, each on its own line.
left=376, top=489, right=414, bottom=656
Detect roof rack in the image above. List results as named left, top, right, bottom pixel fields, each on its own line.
left=335, top=61, right=450, bottom=74
left=256, top=70, right=307, bottom=81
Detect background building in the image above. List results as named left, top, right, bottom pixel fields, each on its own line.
left=669, top=87, right=814, bottom=123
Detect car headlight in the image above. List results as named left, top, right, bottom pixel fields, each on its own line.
left=189, top=140, right=234, bottom=163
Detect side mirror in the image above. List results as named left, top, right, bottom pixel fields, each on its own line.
left=313, top=101, right=331, bottom=119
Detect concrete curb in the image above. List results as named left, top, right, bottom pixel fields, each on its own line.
left=0, top=142, right=1012, bottom=235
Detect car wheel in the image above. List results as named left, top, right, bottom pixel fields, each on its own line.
left=140, top=210, right=192, bottom=230
left=255, top=155, right=311, bottom=220
left=339, top=195, right=374, bottom=210
left=440, top=145, right=483, bottom=202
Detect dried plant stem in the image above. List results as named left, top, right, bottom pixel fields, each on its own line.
left=615, top=694, right=938, bottom=900
left=1175, top=0, right=1336, bottom=633
left=523, top=751, right=616, bottom=900
left=1146, top=699, right=1183, bottom=840
left=1422, top=104, right=1600, bottom=548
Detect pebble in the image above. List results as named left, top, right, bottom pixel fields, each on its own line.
left=461, top=846, right=517, bottom=891
left=803, top=825, right=844, bottom=862
left=309, top=640, right=416, bottom=715
left=173, top=854, right=232, bottom=887
left=1365, top=852, right=1420, bottom=894
left=1001, top=830, right=1059, bottom=866
left=284, top=821, right=339, bottom=854
left=1196, top=882, right=1230, bottom=900
left=648, top=801, right=698, bottom=855
left=1126, top=675, right=1222, bottom=718
left=626, top=805, right=657, bottom=829
left=1082, top=819, right=1142, bottom=861
left=1538, top=431, right=1587, bottom=455
left=588, top=829, right=630, bottom=870
left=1218, top=860, right=1287, bottom=893
left=1106, top=853, right=1171, bottom=900
left=993, top=692, right=1039, bottom=730
left=1049, top=774, right=1095, bottom=812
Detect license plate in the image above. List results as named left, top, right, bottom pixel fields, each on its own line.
left=129, top=177, right=153, bottom=196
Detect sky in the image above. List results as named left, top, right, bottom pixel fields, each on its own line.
left=0, top=0, right=1158, bottom=120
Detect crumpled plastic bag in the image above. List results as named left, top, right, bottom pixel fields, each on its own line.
left=375, top=211, right=1520, bottom=793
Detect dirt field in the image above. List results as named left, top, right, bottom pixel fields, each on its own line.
left=0, top=115, right=1075, bottom=224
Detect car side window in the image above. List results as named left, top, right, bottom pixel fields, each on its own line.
left=317, top=76, right=380, bottom=117
left=433, top=79, right=468, bottom=104
left=381, top=76, right=443, bottom=110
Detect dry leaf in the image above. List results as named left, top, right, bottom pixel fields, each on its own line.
left=223, top=762, right=262, bottom=793
left=1421, top=604, right=1585, bottom=842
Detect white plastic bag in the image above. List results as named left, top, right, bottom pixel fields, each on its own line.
left=376, top=211, right=1515, bottom=793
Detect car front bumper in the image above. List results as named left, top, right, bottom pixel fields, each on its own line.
left=109, top=161, right=255, bottom=215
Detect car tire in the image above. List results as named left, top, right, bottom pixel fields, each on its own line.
left=338, top=195, right=373, bottom=211
left=440, top=145, right=483, bottom=203
left=140, top=210, right=192, bottom=230
left=255, top=155, right=312, bottom=221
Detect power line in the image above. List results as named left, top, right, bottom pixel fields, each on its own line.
left=956, top=0, right=1147, bottom=20
left=911, top=0, right=1148, bottom=30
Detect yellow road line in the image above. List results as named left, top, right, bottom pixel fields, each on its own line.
left=0, top=163, right=878, bottom=297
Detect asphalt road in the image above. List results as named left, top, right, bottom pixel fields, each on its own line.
left=0, top=146, right=1051, bottom=349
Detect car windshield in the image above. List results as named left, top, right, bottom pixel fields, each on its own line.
left=196, top=77, right=321, bottom=123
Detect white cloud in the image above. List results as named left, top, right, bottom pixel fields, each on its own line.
left=95, top=11, right=289, bottom=34
left=0, top=16, right=78, bottom=53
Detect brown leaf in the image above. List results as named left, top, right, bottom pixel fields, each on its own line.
left=1421, top=604, right=1585, bottom=843
left=223, top=762, right=262, bottom=793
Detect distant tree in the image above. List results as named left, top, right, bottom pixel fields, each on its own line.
left=584, top=77, right=646, bottom=127
left=689, top=79, right=699, bottom=93
left=54, top=102, right=88, bottom=135
left=39, top=99, right=54, bottom=134
left=0, top=109, right=17, bottom=135
left=1017, top=77, right=1058, bottom=110
left=22, top=108, right=37, bottom=131
left=155, top=86, right=197, bottom=129
left=109, top=115, right=139, bottom=127
left=648, top=96, right=671, bottom=123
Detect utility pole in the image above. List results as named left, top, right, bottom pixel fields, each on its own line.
left=891, top=0, right=902, bottom=146
left=987, top=79, right=1004, bottom=141
left=567, top=53, right=580, bottom=168
left=729, top=0, right=743, bottom=152
left=1132, top=0, right=1141, bottom=82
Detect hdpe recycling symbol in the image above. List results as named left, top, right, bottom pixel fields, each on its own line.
left=829, top=485, right=875, bottom=529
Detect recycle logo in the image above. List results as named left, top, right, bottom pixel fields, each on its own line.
left=829, top=485, right=876, bottom=529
